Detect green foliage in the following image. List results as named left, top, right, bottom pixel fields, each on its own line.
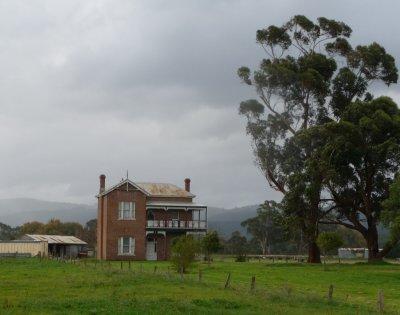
left=171, top=235, right=200, bottom=273
left=238, top=15, right=398, bottom=262
left=317, top=96, right=400, bottom=259
left=224, top=231, right=248, bottom=261
left=382, top=176, right=400, bottom=254
left=241, top=201, right=283, bottom=255
left=201, top=231, right=221, bottom=263
left=18, top=218, right=96, bottom=248
left=0, top=223, right=20, bottom=240
left=316, top=232, right=343, bottom=255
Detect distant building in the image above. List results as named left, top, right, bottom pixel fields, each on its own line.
left=0, top=234, right=87, bottom=258
left=338, top=248, right=369, bottom=259
left=96, top=174, right=207, bottom=260
left=21, top=235, right=87, bottom=258
left=0, top=240, right=47, bottom=258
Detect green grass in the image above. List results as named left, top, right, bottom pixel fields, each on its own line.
left=0, top=258, right=399, bottom=314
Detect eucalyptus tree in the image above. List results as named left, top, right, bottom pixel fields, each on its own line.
left=238, top=15, right=397, bottom=262
left=241, top=201, right=283, bottom=255
left=318, top=97, right=400, bottom=261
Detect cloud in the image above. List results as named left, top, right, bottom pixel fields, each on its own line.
left=0, top=0, right=398, bottom=208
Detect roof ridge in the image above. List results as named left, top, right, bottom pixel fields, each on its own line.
left=97, top=179, right=195, bottom=198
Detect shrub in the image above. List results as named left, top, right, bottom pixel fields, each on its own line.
left=317, top=232, right=343, bottom=261
left=201, top=231, right=222, bottom=264
left=170, top=235, right=200, bottom=273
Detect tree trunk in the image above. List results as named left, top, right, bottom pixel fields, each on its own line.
left=307, top=241, right=321, bottom=263
left=366, top=226, right=381, bottom=262
left=260, top=241, right=267, bottom=256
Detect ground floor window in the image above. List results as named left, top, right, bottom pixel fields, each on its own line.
left=118, top=237, right=135, bottom=255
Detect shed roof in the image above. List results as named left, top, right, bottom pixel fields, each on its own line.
left=97, top=179, right=195, bottom=198
left=24, top=235, right=87, bottom=245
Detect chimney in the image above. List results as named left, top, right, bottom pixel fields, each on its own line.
left=184, top=178, right=191, bottom=192
left=99, top=174, right=106, bottom=193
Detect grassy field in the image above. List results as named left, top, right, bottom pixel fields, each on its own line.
left=0, top=258, right=399, bottom=314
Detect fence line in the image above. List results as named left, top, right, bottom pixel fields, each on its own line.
left=33, top=257, right=386, bottom=313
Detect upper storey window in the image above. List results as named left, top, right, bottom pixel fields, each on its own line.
left=118, top=202, right=135, bottom=220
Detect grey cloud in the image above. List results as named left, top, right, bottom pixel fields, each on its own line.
left=0, top=0, right=399, bottom=208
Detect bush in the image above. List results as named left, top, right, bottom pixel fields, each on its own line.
left=170, top=235, right=200, bottom=273
left=201, top=231, right=222, bottom=264
left=317, top=232, right=343, bottom=258
left=235, top=255, right=247, bottom=262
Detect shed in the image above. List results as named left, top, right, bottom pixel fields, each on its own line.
left=0, top=240, right=47, bottom=258
left=338, top=248, right=369, bottom=259
left=21, top=234, right=87, bottom=258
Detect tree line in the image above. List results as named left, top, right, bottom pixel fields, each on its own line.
left=0, top=218, right=97, bottom=248
left=237, top=15, right=400, bottom=262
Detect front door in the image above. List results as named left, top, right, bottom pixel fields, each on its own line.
left=146, top=240, right=157, bottom=260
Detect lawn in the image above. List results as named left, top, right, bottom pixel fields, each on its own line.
left=0, top=258, right=399, bottom=314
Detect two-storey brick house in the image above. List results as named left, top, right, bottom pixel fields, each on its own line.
left=96, top=174, right=207, bottom=260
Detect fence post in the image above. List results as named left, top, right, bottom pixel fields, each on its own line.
left=250, top=276, right=256, bottom=292
left=328, top=284, right=334, bottom=301
left=224, top=273, right=231, bottom=289
left=377, top=290, right=384, bottom=313
left=120, top=261, right=123, bottom=270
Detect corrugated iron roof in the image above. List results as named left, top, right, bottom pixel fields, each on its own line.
left=24, top=234, right=87, bottom=245
left=97, top=179, right=195, bottom=198
left=136, top=182, right=194, bottom=198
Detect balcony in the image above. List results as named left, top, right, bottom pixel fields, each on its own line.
left=146, top=220, right=207, bottom=230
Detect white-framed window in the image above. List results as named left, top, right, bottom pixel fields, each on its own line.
left=118, top=236, right=135, bottom=255
left=192, top=209, right=206, bottom=221
left=119, top=202, right=135, bottom=220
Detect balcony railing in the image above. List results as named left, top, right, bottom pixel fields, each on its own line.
left=146, top=220, right=207, bottom=229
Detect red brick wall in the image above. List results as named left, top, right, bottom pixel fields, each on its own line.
left=103, top=187, right=147, bottom=260
left=97, top=196, right=103, bottom=259
left=98, top=183, right=200, bottom=261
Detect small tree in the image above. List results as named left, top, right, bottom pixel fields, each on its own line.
left=171, top=235, right=200, bottom=273
left=241, top=201, right=282, bottom=255
left=317, top=232, right=343, bottom=263
left=226, top=231, right=248, bottom=262
left=202, top=231, right=221, bottom=264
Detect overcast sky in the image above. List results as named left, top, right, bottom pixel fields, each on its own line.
left=0, top=0, right=399, bottom=208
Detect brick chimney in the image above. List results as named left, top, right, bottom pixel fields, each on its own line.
left=99, top=174, right=106, bottom=193
left=184, top=178, right=191, bottom=192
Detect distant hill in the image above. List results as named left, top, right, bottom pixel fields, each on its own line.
left=0, top=198, right=96, bottom=226
left=207, top=204, right=259, bottom=237
left=0, top=198, right=260, bottom=237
